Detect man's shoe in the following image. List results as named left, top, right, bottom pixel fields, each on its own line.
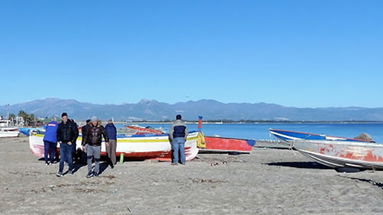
left=68, top=170, right=74, bottom=175
left=94, top=172, right=99, bottom=177
left=56, top=172, right=64, bottom=177
left=45, top=162, right=50, bottom=166
left=171, top=163, right=178, bottom=166
left=110, top=163, right=114, bottom=169
left=86, top=172, right=94, bottom=178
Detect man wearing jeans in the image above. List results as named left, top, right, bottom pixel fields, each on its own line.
left=83, top=117, right=109, bottom=178
left=43, top=119, right=58, bottom=165
left=56, top=113, right=77, bottom=177
left=169, top=115, right=189, bottom=165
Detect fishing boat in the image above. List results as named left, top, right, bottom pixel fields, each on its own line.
left=200, top=136, right=256, bottom=154
left=126, top=125, right=164, bottom=135
left=292, top=139, right=383, bottom=169
left=19, top=127, right=46, bottom=136
left=0, top=120, right=19, bottom=138
left=29, top=131, right=201, bottom=161
left=123, top=122, right=256, bottom=154
left=269, top=128, right=366, bottom=143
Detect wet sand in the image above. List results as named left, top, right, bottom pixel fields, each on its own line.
left=1, top=137, right=383, bottom=215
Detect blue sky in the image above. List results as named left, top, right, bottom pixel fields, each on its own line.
left=0, top=0, right=382, bottom=107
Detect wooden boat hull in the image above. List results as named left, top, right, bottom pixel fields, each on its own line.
left=29, top=132, right=201, bottom=162
left=293, top=140, right=383, bottom=169
left=200, top=136, right=255, bottom=153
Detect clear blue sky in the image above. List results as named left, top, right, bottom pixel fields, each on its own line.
left=0, top=0, right=382, bottom=107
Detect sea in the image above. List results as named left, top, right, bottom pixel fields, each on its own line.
left=129, top=123, right=383, bottom=142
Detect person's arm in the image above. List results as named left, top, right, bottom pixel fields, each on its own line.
left=57, top=124, right=62, bottom=143
left=83, top=127, right=89, bottom=146
left=169, top=124, right=174, bottom=141
left=74, top=122, right=79, bottom=140
left=102, top=127, right=109, bottom=143
left=104, top=125, right=110, bottom=138
left=81, top=126, right=87, bottom=146
left=71, top=123, right=78, bottom=143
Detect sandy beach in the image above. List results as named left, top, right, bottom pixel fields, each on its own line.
left=1, top=137, right=383, bottom=215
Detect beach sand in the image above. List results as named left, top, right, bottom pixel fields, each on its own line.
left=1, top=137, right=383, bottom=215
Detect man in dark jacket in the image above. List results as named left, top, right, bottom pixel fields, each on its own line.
left=169, top=115, right=189, bottom=165
left=83, top=116, right=109, bottom=178
left=105, top=119, right=117, bottom=168
left=56, top=113, right=78, bottom=177
left=79, top=119, right=91, bottom=165
left=69, top=119, right=79, bottom=163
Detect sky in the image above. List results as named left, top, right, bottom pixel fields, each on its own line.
left=0, top=0, right=382, bottom=108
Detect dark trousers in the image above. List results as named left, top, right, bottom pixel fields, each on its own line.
left=44, top=141, right=57, bottom=163
left=80, top=150, right=87, bottom=165
left=71, top=139, right=77, bottom=162
left=59, top=143, right=73, bottom=173
left=106, top=139, right=117, bottom=165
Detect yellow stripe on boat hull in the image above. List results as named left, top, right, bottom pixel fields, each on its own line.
left=33, top=134, right=199, bottom=143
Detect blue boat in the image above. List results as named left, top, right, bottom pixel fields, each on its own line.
left=19, top=127, right=45, bottom=136
left=269, top=128, right=366, bottom=142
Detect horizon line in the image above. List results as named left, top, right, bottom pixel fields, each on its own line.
left=1, top=97, right=382, bottom=109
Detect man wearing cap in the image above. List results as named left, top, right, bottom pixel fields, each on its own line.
left=105, top=119, right=117, bottom=168
left=83, top=117, right=109, bottom=178
left=169, top=114, right=189, bottom=165
left=56, top=113, right=78, bottom=177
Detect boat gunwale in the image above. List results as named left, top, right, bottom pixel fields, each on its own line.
left=270, top=128, right=365, bottom=142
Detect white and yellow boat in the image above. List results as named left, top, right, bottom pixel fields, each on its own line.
left=29, top=131, right=203, bottom=161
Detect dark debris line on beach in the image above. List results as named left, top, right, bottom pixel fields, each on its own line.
left=339, top=176, right=383, bottom=191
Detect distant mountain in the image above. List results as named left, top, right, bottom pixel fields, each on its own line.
left=1, top=98, right=383, bottom=121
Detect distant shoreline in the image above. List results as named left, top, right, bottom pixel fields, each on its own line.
left=113, top=120, right=383, bottom=125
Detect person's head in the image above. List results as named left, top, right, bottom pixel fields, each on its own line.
left=61, top=113, right=68, bottom=123
left=91, top=116, right=98, bottom=126
left=108, top=119, right=113, bottom=124
left=86, top=119, right=91, bottom=124
left=176, top=114, right=182, bottom=120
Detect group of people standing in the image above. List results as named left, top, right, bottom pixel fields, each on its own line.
left=43, top=113, right=117, bottom=178
left=42, top=113, right=189, bottom=178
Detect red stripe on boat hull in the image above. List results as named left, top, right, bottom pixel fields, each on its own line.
left=204, top=136, right=253, bottom=152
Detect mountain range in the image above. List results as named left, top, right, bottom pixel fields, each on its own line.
left=1, top=98, right=383, bottom=121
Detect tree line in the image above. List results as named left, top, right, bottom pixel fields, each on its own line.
left=7, top=110, right=49, bottom=127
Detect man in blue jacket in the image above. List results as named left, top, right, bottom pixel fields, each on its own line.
left=43, top=119, right=59, bottom=165
left=105, top=119, right=117, bottom=168
left=169, top=115, right=189, bottom=165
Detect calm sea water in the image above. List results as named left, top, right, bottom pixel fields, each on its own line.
left=131, top=123, right=383, bottom=142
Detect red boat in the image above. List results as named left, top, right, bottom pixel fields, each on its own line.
left=127, top=125, right=164, bottom=135
left=201, top=136, right=256, bottom=154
